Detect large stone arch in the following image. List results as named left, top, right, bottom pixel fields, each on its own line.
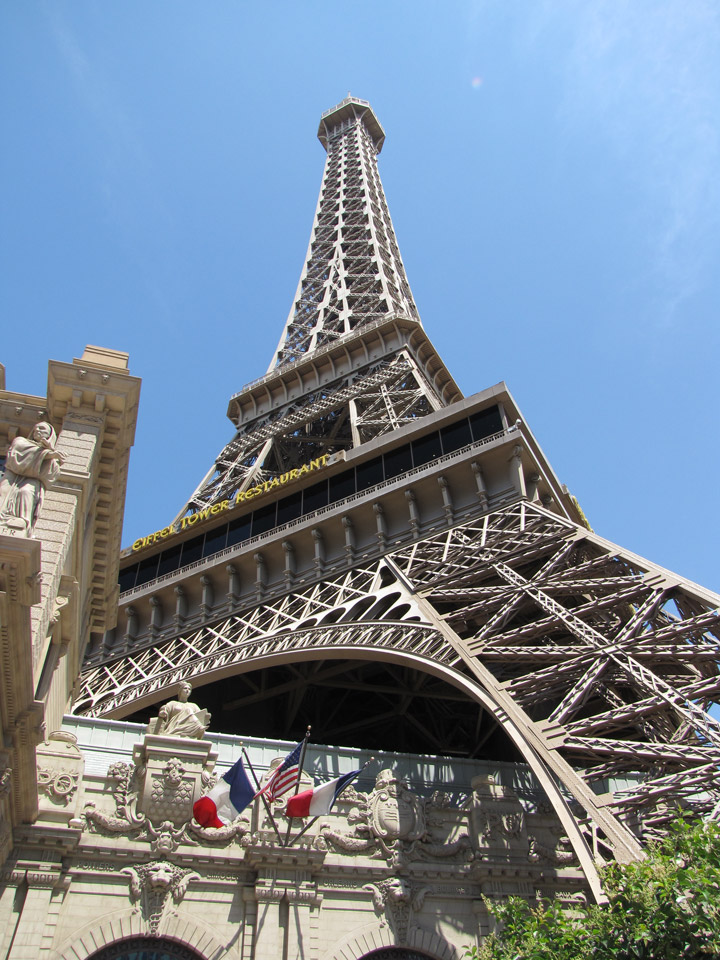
left=319, top=920, right=461, bottom=960
left=51, top=907, right=231, bottom=960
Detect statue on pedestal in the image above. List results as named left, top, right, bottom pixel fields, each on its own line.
left=154, top=682, right=210, bottom=739
left=0, top=422, right=64, bottom=537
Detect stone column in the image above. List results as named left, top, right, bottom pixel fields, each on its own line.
left=373, top=503, right=387, bottom=548
left=437, top=475, right=454, bottom=522
left=311, top=529, right=325, bottom=573
left=7, top=869, right=60, bottom=960
left=405, top=489, right=420, bottom=537
left=200, top=575, right=214, bottom=617
left=342, top=516, right=355, bottom=561
left=509, top=445, right=527, bottom=498
left=471, top=461, right=489, bottom=509
left=226, top=564, right=239, bottom=605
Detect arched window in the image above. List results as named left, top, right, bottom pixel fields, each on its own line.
left=86, top=938, right=206, bottom=960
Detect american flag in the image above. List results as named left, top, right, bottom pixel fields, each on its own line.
left=259, top=740, right=304, bottom=802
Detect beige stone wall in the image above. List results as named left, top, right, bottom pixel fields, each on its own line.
left=0, top=723, right=588, bottom=960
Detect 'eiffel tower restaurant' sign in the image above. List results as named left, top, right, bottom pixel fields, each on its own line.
left=131, top=453, right=332, bottom=551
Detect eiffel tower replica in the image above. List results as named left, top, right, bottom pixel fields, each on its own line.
left=77, top=97, right=720, bottom=902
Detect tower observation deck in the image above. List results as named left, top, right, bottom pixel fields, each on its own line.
left=77, top=98, right=720, bottom=904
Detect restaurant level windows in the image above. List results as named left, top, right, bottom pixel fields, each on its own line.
left=251, top=503, right=277, bottom=536
left=181, top=534, right=204, bottom=566
left=328, top=469, right=356, bottom=503
left=303, top=479, right=329, bottom=513
left=383, top=444, right=412, bottom=479
left=203, top=525, right=228, bottom=557
left=411, top=431, right=442, bottom=467
left=440, top=418, right=472, bottom=453
left=277, top=491, right=303, bottom=525
left=135, top=554, right=159, bottom=587
left=157, top=544, right=182, bottom=576
left=227, top=514, right=252, bottom=547
left=356, top=457, right=384, bottom=491
left=118, top=564, right=138, bottom=592
left=470, top=405, right=502, bottom=440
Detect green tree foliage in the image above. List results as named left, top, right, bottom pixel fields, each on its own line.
left=468, top=818, right=720, bottom=960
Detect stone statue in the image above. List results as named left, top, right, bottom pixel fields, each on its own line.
left=155, top=682, right=210, bottom=739
left=0, top=422, right=64, bottom=537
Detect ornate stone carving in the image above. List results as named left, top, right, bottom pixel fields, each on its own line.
left=321, top=768, right=471, bottom=866
left=187, top=817, right=250, bottom=845
left=151, top=682, right=210, bottom=739
left=36, top=731, right=84, bottom=823
left=470, top=775, right=528, bottom=858
left=528, top=834, right=578, bottom=866
left=121, top=859, right=199, bottom=935
left=363, top=876, right=431, bottom=942
left=37, top=767, right=79, bottom=805
left=0, top=422, right=65, bottom=536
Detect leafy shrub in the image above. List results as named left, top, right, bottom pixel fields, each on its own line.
left=466, top=818, right=720, bottom=960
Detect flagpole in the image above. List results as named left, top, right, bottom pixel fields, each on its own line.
left=283, top=725, right=311, bottom=846
left=286, top=757, right=375, bottom=849
left=241, top=746, right=284, bottom=847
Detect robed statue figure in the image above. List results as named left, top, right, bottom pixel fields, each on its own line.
left=154, top=682, right=211, bottom=739
left=0, top=422, right=65, bottom=537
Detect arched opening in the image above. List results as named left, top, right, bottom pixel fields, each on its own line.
left=86, top=937, right=206, bottom=960
left=125, top=656, right=520, bottom=761
left=359, top=950, right=437, bottom=960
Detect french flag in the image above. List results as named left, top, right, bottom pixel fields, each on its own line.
left=193, top=757, right=255, bottom=828
left=286, top=768, right=361, bottom=819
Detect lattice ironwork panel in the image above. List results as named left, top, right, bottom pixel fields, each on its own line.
left=387, top=502, right=720, bottom=833
left=76, top=564, right=459, bottom=717
left=182, top=355, right=433, bottom=515
left=271, top=100, right=419, bottom=368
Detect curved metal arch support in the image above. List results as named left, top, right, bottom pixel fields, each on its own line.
left=81, top=606, right=614, bottom=900
left=383, top=556, right=646, bottom=878
left=79, top=620, right=458, bottom=718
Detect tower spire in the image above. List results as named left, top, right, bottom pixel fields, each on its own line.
left=269, top=97, right=420, bottom=370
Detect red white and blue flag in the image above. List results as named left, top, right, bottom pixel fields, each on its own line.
left=258, top=740, right=304, bottom=802
left=193, top=757, right=255, bottom=829
left=286, top=768, right=361, bottom=819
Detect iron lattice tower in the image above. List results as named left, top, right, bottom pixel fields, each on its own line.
left=78, top=98, right=720, bottom=904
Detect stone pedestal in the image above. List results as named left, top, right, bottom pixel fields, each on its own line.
left=132, top=735, right=217, bottom=827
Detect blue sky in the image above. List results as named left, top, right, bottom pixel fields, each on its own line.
left=1, top=1, right=719, bottom=595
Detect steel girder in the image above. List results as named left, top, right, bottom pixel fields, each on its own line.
left=77, top=501, right=720, bottom=874
left=179, top=354, right=436, bottom=518
left=271, top=106, right=419, bottom=369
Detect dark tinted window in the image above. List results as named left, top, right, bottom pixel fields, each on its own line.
left=277, top=491, right=303, bottom=525
left=356, top=457, right=384, bottom=491
left=227, top=514, right=251, bottom=546
left=181, top=534, right=204, bottom=566
left=118, top=564, right=138, bottom=592
left=440, top=418, right=472, bottom=453
left=470, top=405, right=502, bottom=440
left=135, top=554, right=159, bottom=586
left=328, top=469, right=356, bottom=503
left=411, top=431, right=442, bottom=466
left=303, top=479, right=329, bottom=513
left=251, top=503, right=276, bottom=536
left=203, top=524, right=227, bottom=557
left=157, top=544, right=182, bottom=576
left=383, top=444, right=412, bottom=479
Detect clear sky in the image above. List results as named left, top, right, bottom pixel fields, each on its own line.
left=2, top=1, right=719, bottom=595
